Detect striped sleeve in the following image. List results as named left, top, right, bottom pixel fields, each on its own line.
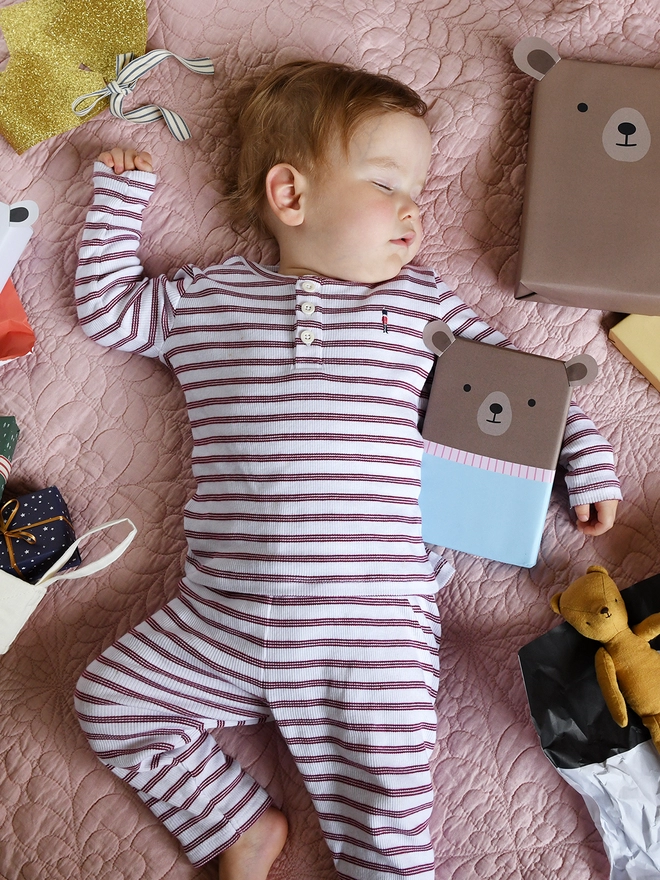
left=559, top=403, right=622, bottom=506
left=74, top=163, right=180, bottom=358
left=433, top=275, right=622, bottom=507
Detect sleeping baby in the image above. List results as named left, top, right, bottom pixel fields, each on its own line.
left=73, top=59, right=621, bottom=880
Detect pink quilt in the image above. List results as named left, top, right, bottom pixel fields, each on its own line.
left=1, top=0, right=659, bottom=877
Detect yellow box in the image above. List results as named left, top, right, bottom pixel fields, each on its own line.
left=609, top=315, right=660, bottom=392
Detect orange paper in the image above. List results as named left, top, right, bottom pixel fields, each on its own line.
left=0, top=278, right=34, bottom=361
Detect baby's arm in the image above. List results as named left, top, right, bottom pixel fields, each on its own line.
left=75, top=148, right=180, bottom=357
left=559, top=404, right=621, bottom=536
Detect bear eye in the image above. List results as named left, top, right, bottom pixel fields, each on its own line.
left=528, top=399, right=536, bottom=407
left=585, top=621, right=591, bottom=626
left=463, top=384, right=471, bottom=392
left=577, top=103, right=588, bottom=113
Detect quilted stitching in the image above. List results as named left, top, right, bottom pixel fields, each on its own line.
left=1, top=0, right=658, bottom=876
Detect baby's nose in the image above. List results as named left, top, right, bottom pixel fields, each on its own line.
left=399, top=198, right=418, bottom=219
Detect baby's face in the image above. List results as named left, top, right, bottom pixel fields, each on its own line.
left=300, top=111, right=432, bottom=283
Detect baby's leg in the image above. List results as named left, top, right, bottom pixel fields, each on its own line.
left=265, top=594, right=441, bottom=880
left=75, top=584, right=284, bottom=869
left=218, top=806, right=288, bottom=880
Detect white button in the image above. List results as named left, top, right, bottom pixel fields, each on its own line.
left=301, top=280, right=318, bottom=293
left=300, top=330, right=315, bottom=345
left=301, top=301, right=316, bottom=315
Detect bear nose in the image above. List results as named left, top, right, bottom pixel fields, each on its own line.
left=618, top=122, right=637, bottom=137
left=489, top=403, right=503, bottom=415
left=600, top=606, right=611, bottom=617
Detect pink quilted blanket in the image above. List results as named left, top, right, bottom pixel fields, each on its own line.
left=1, top=0, right=659, bottom=877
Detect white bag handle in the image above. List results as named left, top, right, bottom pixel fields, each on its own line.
left=35, top=517, right=137, bottom=585
left=0, top=518, right=137, bottom=655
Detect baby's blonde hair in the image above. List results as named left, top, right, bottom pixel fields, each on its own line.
left=225, top=60, right=428, bottom=233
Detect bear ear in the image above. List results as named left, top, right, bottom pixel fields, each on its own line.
left=513, top=37, right=561, bottom=80
left=8, top=200, right=39, bottom=227
left=423, top=320, right=455, bottom=357
left=565, top=353, right=598, bottom=387
left=550, top=592, right=562, bottom=614
left=586, top=564, right=609, bottom=576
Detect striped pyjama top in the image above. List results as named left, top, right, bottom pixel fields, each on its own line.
left=72, top=164, right=621, bottom=874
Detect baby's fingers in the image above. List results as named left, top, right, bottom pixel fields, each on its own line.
left=97, top=148, right=153, bottom=174
left=133, top=152, right=153, bottom=172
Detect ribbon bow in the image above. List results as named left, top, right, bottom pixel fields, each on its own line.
left=1, top=498, right=72, bottom=578
left=71, top=50, right=214, bottom=141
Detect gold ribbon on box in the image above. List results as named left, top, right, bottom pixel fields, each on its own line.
left=0, top=498, right=73, bottom=578
left=0, top=0, right=214, bottom=154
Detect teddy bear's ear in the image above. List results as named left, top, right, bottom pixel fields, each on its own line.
left=586, top=565, right=609, bottom=576
left=550, top=592, right=562, bottom=614
left=423, top=320, right=455, bottom=357
left=513, top=38, right=561, bottom=81
left=565, top=353, right=598, bottom=387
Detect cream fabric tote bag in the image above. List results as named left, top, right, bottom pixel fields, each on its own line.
left=0, top=517, right=136, bottom=654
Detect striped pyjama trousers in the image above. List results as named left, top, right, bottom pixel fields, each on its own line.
left=74, top=581, right=441, bottom=877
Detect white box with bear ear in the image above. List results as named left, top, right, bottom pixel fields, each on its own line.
left=419, top=321, right=596, bottom=567
left=0, top=199, right=39, bottom=292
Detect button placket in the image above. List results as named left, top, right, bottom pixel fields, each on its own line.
left=295, top=279, right=322, bottom=364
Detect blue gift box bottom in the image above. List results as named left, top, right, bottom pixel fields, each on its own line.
left=0, top=486, right=81, bottom=583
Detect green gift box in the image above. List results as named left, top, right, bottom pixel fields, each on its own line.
left=0, top=416, right=19, bottom=495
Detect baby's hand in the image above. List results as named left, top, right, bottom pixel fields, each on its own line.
left=574, top=499, right=619, bottom=536
left=98, top=147, right=153, bottom=174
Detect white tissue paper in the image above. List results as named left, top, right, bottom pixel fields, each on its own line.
left=557, top=740, right=660, bottom=880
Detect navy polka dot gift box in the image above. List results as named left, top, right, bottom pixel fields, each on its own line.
left=0, top=487, right=81, bottom=583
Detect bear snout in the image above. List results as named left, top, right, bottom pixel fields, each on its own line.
left=602, top=107, right=650, bottom=162
left=477, top=392, right=512, bottom=436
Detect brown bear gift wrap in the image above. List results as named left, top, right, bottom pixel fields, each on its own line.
left=418, top=320, right=596, bottom=567
left=551, top=565, right=660, bottom=754
left=514, top=37, right=660, bottom=315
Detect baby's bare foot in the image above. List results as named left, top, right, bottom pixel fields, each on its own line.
left=218, top=806, right=288, bottom=880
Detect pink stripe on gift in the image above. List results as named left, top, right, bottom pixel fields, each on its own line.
left=423, top=440, right=555, bottom=483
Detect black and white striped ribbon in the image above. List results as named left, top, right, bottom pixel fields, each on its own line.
left=72, top=50, right=214, bottom=141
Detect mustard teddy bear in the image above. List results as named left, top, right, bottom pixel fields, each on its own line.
left=551, top=565, right=660, bottom=753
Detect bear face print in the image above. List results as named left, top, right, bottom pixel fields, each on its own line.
left=514, top=38, right=653, bottom=164
left=513, top=38, right=660, bottom=314
left=422, top=320, right=596, bottom=470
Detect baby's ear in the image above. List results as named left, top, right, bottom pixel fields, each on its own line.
left=265, top=163, right=306, bottom=227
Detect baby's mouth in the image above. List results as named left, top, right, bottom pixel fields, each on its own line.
left=391, top=232, right=415, bottom=247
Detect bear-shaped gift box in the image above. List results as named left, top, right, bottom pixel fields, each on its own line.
left=419, top=320, right=596, bottom=567
left=514, top=37, right=660, bottom=315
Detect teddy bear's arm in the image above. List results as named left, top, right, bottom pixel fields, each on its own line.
left=632, top=612, right=660, bottom=642
left=595, top=647, right=628, bottom=727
